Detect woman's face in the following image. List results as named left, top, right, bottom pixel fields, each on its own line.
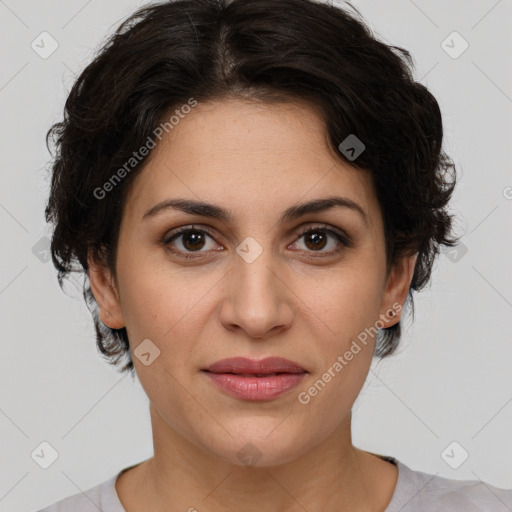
left=90, top=98, right=415, bottom=467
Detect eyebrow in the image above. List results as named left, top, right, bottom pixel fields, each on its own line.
left=142, top=196, right=368, bottom=227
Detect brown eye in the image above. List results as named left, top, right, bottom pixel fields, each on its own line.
left=303, top=231, right=328, bottom=251
left=291, top=224, right=351, bottom=256
left=163, top=226, right=220, bottom=258
left=180, top=230, right=207, bottom=251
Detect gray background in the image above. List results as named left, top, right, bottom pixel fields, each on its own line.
left=0, top=0, right=511, bottom=510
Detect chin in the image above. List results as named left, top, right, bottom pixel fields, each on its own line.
left=205, top=423, right=309, bottom=468
left=219, top=443, right=304, bottom=469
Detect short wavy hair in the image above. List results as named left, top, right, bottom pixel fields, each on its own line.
left=45, top=0, right=460, bottom=375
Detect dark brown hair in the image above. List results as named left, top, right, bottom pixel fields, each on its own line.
left=45, top=0, right=461, bottom=375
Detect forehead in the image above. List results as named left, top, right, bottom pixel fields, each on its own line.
left=124, top=98, right=380, bottom=230
left=148, top=98, right=344, bottom=175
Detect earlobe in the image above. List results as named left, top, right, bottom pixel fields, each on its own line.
left=87, top=252, right=125, bottom=329
left=379, top=252, right=418, bottom=327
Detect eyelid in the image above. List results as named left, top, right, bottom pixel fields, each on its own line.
left=163, top=222, right=350, bottom=242
left=293, top=222, right=352, bottom=247
left=161, top=222, right=352, bottom=257
left=162, top=224, right=218, bottom=246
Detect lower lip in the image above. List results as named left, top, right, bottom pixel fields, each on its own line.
left=203, top=371, right=307, bottom=401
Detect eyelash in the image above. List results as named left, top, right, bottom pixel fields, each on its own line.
left=162, top=224, right=352, bottom=260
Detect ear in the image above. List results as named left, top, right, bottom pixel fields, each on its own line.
left=378, top=252, right=418, bottom=327
left=87, top=251, right=125, bottom=329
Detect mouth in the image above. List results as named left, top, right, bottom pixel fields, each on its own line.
left=201, top=357, right=308, bottom=401
left=206, top=372, right=294, bottom=377
left=202, top=356, right=307, bottom=375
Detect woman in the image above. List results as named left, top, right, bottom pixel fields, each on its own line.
left=37, top=0, right=512, bottom=510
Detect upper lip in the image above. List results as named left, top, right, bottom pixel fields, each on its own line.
left=203, top=357, right=307, bottom=375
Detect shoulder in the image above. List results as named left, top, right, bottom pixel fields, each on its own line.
left=388, top=459, right=512, bottom=512
left=34, top=473, right=124, bottom=512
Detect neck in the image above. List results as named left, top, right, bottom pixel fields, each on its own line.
left=116, top=405, right=397, bottom=512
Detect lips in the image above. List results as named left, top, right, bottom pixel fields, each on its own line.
left=202, top=357, right=308, bottom=401
left=203, top=357, right=307, bottom=375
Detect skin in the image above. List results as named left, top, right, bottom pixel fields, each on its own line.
left=88, top=98, right=418, bottom=512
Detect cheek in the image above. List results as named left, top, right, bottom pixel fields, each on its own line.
left=120, top=268, right=210, bottom=418
left=302, top=263, right=383, bottom=347
left=295, top=264, right=382, bottom=406
left=117, top=256, right=221, bottom=343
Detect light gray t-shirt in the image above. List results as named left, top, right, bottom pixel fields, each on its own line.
left=36, top=456, right=512, bottom=511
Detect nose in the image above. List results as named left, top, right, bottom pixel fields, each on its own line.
left=218, top=248, right=294, bottom=339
